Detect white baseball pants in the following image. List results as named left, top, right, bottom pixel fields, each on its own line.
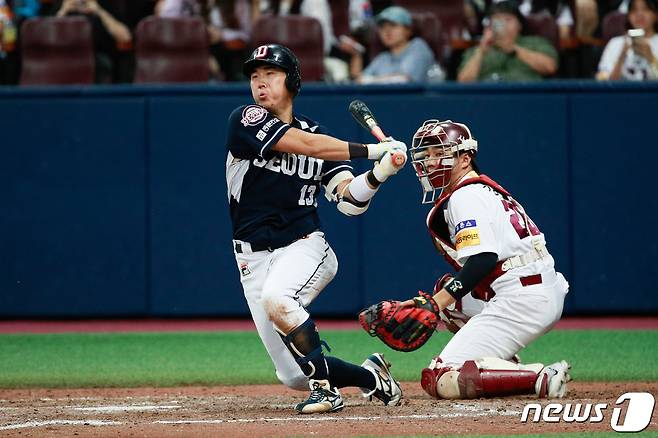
left=437, top=270, right=569, bottom=367
left=233, top=231, right=338, bottom=390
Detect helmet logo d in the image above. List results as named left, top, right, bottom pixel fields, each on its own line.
left=254, top=45, right=269, bottom=59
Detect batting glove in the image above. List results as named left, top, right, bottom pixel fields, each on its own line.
left=366, top=139, right=407, bottom=160
left=372, top=150, right=407, bottom=183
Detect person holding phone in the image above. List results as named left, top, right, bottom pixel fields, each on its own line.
left=55, top=0, right=143, bottom=82
left=457, top=0, right=558, bottom=82
left=597, top=0, right=658, bottom=80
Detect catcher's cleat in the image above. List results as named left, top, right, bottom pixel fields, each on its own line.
left=295, top=379, right=344, bottom=414
left=360, top=353, right=403, bottom=406
left=535, top=360, right=571, bottom=398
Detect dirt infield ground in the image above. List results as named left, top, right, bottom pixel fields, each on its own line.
left=1, top=382, right=656, bottom=437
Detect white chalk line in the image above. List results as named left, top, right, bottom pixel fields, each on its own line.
left=69, top=404, right=181, bottom=413
left=0, top=420, right=121, bottom=430
left=156, top=410, right=522, bottom=425
left=0, top=408, right=522, bottom=431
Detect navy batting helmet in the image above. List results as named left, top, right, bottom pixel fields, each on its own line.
left=243, top=44, right=302, bottom=96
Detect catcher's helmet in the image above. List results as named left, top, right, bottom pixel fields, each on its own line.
left=410, top=120, right=479, bottom=204
left=243, top=44, right=302, bottom=96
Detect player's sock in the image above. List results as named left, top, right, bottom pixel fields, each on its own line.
left=280, top=317, right=330, bottom=381
left=325, top=356, right=376, bottom=390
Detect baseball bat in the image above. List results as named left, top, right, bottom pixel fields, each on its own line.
left=348, top=100, right=406, bottom=167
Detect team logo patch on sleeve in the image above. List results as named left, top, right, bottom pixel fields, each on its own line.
left=454, top=219, right=480, bottom=250
left=241, top=105, right=268, bottom=127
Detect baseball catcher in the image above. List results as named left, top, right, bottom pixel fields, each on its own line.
left=360, top=119, right=572, bottom=400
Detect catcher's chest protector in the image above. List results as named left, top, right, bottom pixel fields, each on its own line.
left=426, top=175, right=511, bottom=302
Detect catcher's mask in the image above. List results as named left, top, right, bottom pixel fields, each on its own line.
left=410, top=119, right=478, bottom=204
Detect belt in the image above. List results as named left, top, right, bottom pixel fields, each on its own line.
left=520, top=274, right=542, bottom=287
left=233, top=233, right=315, bottom=254
left=234, top=241, right=274, bottom=254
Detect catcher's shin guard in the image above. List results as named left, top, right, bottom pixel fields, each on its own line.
left=422, top=358, right=541, bottom=400
left=457, top=360, right=538, bottom=398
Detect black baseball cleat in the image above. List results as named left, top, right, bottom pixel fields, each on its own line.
left=360, top=352, right=403, bottom=406
left=295, top=379, right=344, bottom=414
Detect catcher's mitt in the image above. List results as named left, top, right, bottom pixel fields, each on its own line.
left=359, top=291, right=440, bottom=352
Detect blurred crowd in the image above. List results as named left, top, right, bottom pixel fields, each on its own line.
left=0, top=0, right=657, bottom=85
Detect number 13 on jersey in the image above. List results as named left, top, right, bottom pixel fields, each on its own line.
left=298, top=184, right=317, bottom=206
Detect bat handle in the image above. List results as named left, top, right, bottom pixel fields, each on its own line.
left=371, top=126, right=387, bottom=142
left=370, top=125, right=405, bottom=167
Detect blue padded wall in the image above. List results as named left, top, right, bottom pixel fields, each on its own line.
left=0, top=96, right=147, bottom=316
left=1, top=82, right=656, bottom=317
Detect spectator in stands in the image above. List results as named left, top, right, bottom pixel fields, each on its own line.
left=156, top=0, right=252, bottom=81
left=458, top=0, right=557, bottom=82
left=596, top=0, right=658, bottom=80
left=352, top=6, right=436, bottom=83
left=55, top=0, right=133, bottom=83
left=467, top=1, right=574, bottom=40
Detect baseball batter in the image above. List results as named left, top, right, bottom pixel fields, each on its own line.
left=391, top=119, right=571, bottom=399
left=225, top=44, right=404, bottom=413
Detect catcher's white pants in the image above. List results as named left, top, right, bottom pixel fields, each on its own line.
left=437, top=270, right=569, bottom=367
left=233, top=231, right=338, bottom=390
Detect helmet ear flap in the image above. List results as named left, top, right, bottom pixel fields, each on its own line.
left=285, top=69, right=301, bottom=95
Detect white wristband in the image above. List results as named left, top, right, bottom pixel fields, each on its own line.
left=347, top=172, right=379, bottom=203
left=366, top=143, right=385, bottom=160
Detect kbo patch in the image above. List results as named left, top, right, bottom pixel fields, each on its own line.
left=454, top=219, right=480, bottom=250
left=241, top=105, right=268, bottom=127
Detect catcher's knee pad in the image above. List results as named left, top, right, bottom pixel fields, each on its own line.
left=421, top=368, right=461, bottom=399
left=421, top=357, right=461, bottom=400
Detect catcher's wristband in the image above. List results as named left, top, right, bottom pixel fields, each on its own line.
left=443, top=278, right=466, bottom=300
